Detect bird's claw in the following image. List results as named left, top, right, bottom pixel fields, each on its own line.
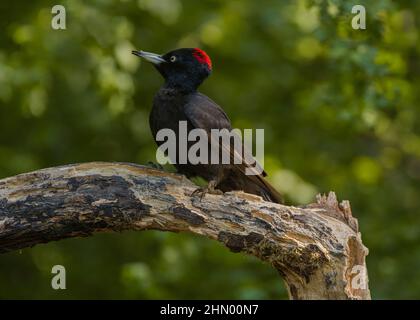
left=191, top=186, right=223, bottom=200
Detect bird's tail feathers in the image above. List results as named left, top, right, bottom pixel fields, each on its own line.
left=255, top=176, right=283, bottom=204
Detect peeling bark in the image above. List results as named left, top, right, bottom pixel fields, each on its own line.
left=0, top=162, right=370, bottom=300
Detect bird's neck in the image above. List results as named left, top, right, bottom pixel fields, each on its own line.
left=163, top=82, right=197, bottom=94
left=163, top=74, right=203, bottom=94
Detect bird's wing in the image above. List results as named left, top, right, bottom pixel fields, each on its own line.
left=184, top=92, right=267, bottom=177
left=184, top=92, right=231, bottom=130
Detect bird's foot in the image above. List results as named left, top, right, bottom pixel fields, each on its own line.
left=146, top=161, right=164, bottom=171
left=191, top=181, right=223, bottom=200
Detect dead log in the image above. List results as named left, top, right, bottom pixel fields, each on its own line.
left=0, top=162, right=370, bottom=299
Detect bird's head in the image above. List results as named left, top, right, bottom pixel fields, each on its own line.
left=132, top=48, right=212, bottom=92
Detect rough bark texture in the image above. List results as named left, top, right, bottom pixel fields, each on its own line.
left=0, top=162, right=370, bottom=300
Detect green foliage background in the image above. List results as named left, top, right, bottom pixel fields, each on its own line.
left=0, top=0, right=419, bottom=299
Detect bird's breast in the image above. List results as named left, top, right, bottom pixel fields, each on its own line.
left=150, top=91, right=189, bottom=139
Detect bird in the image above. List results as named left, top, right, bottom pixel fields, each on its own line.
left=132, top=48, right=283, bottom=203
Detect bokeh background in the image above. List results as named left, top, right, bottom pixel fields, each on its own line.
left=0, top=0, right=419, bottom=299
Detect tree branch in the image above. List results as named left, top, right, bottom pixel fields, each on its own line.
left=0, top=162, right=370, bottom=299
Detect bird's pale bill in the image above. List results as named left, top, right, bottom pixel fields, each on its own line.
left=132, top=50, right=166, bottom=64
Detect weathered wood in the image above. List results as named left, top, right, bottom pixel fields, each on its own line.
left=0, top=162, right=370, bottom=299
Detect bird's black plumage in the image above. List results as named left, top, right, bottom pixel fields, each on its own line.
left=133, top=48, right=283, bottom=203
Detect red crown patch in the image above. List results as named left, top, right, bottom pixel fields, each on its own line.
left=192, top=48, right=212, bottom=70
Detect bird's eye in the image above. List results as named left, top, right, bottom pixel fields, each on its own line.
left=170, top=56, right=177, bottom=62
